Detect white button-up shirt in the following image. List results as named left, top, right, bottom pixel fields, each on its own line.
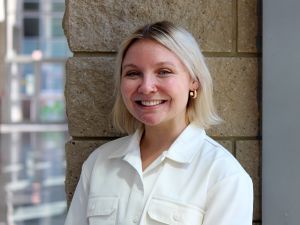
left=64, top=123, right=253, bottom=225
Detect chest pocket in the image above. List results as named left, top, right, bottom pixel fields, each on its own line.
left=147, top=198, right=205, bottom=225
left=86, top=196, right=118, bottom=225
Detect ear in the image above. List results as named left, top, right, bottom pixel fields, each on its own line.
left=190, top=80, right=200, bottom=90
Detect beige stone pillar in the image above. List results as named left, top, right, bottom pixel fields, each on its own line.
left=63, top=0, right=261, bottom=224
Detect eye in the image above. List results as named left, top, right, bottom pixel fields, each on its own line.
left=123, top=71, right=141, bottom=78
left=158, top=69, right=172, bottom=77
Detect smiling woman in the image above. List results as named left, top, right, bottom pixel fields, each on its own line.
left=64, top=21, right=254, bottom=225
left=120, top=39, right=197, bottom=131
left=113, top=22, right=221, bottom=135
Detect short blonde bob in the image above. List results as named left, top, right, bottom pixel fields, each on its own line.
left=112, top=21, right=221, bottom=134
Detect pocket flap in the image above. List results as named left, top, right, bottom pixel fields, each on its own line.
left=87, top=196, right=118, bottom=217
left=147, top=198, right=204, bottom=224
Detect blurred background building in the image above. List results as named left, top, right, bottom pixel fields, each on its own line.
left=0, top=0, right=70, bottom=224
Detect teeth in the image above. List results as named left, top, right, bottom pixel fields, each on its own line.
left=140, top=100, right=164, bottom=106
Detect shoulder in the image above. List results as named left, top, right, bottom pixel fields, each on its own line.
left=202, top=135, right=235, bottom=162
left=198, top=134, right=252, bottom=186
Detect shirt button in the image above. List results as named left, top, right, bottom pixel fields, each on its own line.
left=173, top=214, right=181, bottom=222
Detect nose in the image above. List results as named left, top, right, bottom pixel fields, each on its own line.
left=138, top=74, right=157, bottom=94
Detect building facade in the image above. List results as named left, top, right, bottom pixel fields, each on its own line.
left=1, top=0, right=70, bottom=124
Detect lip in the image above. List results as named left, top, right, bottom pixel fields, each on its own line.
left=134, top=99, right=167, bottom=107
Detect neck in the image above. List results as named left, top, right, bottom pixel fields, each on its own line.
left=140, top=121, right=188, bottom=156
left=140, top=120, right=189, bottom=170
left=143, top=122, right=188, bottom=149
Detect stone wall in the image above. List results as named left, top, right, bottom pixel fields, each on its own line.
left=63, top=0, right=261, bottom=224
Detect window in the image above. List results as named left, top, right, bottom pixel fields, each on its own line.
left=23, top=2, right=39, bottom=11
left=23, top=18, right=39, bottom=37
left=5, top=0, right=70, bottom=123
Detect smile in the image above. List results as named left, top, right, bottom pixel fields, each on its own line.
left=136, top=100, right=166, bottom=106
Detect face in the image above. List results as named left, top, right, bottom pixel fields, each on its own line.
left=120, top=39, right=198, bottom=129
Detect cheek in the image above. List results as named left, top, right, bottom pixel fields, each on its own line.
left=120, top=80, right=134, bottom=102
left=167, top=79, right=190, bottom=95
left=169, top=81, right=190, bottom=105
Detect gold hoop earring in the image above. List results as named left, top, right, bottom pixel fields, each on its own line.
left=189, top=90, right=197, bottom=99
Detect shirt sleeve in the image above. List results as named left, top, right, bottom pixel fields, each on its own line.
left=202, top=172, right=254, bottom=225
left=64, top=163, right=89, bottom=225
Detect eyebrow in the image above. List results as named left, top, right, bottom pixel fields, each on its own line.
left=122, top=61, right=176, bottom=70
left=122, top=63, right=138, bottom=70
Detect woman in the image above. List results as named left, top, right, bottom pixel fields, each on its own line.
left=65, top=21, right=253, bottom=225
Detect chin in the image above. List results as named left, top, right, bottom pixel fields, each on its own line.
left=136, top=117, right=163, bottom=127
left=141, top=120, right=162, bottom=127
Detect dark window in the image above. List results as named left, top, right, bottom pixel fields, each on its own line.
left=23, top=18, right=39, bottom=37
left=22, top=100, right=31, bottom=121
left=24, top=2, right=39, bottom=11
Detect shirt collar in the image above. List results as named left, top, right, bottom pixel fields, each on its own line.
left=108, top=129, right=144, bottom=177
left=108, top=128, right=143, bottom=159
left=163, top=122, right=206, bottom=164
left=108, top=122, right=206, bottom=164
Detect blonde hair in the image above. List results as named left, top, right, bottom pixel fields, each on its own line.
left=112, top=21, right=221, bottom=134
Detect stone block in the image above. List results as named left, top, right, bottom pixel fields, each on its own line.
left=238, top=0, right=261, bottom=52
left=236, top=140, right=261, bottom=221
left=206, top=57, right=259, bottom=137
left=65, top=57, right=121, bottom=137
left=63, top=0, right=234, bottom=52
left=65, top=139, right=109, bottom=205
